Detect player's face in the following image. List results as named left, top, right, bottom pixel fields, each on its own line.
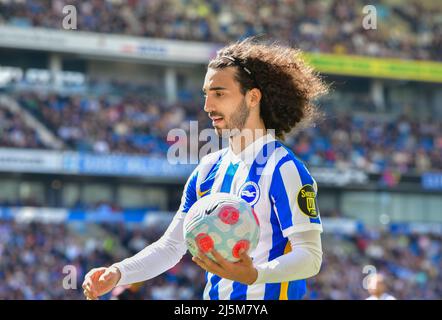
left=368, top=275, right=386, bottom=296
left=202, top=67, right=250, bottom=136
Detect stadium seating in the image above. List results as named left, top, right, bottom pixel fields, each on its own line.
left=0, top=219, right=440, bottom=299
left=1, top=89, right=440, bottom=174
left=0, top=0, right=441, bottom=61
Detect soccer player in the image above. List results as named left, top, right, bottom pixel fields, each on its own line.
left=82, top=38, right=328, bottom=300
left=365, top=273, right=397, bottom=300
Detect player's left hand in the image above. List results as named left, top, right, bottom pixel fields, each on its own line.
left=192, top=249, right=258, bottom=285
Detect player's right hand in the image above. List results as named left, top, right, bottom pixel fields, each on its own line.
left=82, top=266, right=121, bottom=300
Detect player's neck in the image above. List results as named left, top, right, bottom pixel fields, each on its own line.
left=229, top=120, right=267, bottom=155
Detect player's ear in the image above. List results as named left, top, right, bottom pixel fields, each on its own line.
left=247, top=88, right=262, bottom=109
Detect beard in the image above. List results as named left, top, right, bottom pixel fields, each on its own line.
left=215, top=98, right=250, bottom=138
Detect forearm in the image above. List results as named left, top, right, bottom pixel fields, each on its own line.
left=112, top=212, right=187, bottom=286
left=254, top=230, right=322, bottom=284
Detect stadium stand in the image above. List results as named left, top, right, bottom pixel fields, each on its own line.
left=1, top=89, right=441, bottom=174
left=0, top=218, right=440, bottom=300
left=0, top=0, right=441, bottom=60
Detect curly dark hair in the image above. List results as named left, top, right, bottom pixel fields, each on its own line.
left=208, top=38, right=328, bottom=140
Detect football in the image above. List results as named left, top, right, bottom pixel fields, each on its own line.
left=183, top=192, right=260, bottom=262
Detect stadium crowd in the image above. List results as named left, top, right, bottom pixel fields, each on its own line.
left=306, top=228, right=442, bottom=300
left=0, top=219, right=440, bottom=299
left=14, top=91, right=198, bottom=156
left=0, top=0, right=441, bottom=61
left=2, top=90, right=441, bottom=174
left=286, top=113, right=442, bottom=174
left=0, top=106, right=45, bottom=149
left=0, top=220, right=205, bottom=300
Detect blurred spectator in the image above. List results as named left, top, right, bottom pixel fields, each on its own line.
left=0, top=107, right=45, bottom=149
left=306, top=230, right=442, bottom=299
left=365, top=273, right=396, bottom=300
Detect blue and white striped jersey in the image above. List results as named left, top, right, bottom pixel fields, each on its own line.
left=178, top=133, right=323, bottom=300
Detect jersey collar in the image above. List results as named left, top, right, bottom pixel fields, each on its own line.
left=227, top=132, right=277, bottom=165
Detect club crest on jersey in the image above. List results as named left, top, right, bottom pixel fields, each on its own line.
left=238, top=181, right=260, bottom=206
left=297, top=184, right=319, bottom=218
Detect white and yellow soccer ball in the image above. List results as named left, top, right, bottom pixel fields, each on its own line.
left=183, top=192, right=260, bottom=262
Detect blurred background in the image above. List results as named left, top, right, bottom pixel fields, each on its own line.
left=0, top=0, right=441, bottom=300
